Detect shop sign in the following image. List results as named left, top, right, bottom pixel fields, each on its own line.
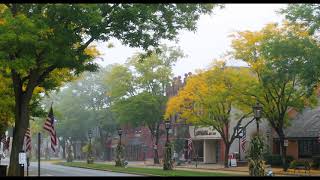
left=189, top=126, right=221, bottom=139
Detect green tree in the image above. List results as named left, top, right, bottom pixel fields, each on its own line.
left=0, top=72, right=14, bottom=134
left=0, top=4, right=218, bottom=175
left=107, top=45, right=184, bottom=164
left=280, top=4, right=320, bottom=89
left=230, top=23, right=320, bottom=170
left=42, top=68, right=117, bottom=160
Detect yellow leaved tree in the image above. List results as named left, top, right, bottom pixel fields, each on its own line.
left=165, top=61, right=258, bottom=167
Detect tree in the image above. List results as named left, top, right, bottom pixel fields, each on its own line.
left=107, top=45, right=184, bottom=164
left=280, top=4, right=320, bottom=89
left=0, top=4, right=218, bottom=175
left=230, top=22, right=320, bottom=170
left=42, top=68, right=117, bottom=160
left=165, top=61, right=258, bottom=167
left=0, top=72, right=14, bottom=135
left=280, top=4, right=320, bottom=35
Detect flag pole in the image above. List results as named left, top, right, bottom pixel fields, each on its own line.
left=38, top=132, right=41, bottom=176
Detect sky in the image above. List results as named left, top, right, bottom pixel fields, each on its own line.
left=94, top=4, right=287, bottom=77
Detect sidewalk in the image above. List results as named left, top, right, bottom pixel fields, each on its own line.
left=96, top=160, right=247, bottom=175
left=95, top=160, right=320, bottom=176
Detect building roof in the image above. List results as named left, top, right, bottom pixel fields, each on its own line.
left=284, top=105, right=320, bottom=138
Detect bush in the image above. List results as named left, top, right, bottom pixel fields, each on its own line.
left=263, top=154, right=294, bottom=166
left=312, top=156, right=320, bottom=169
left=289, top=160, right=305, bottom=168
left=286, top=156, right=294, bottom=164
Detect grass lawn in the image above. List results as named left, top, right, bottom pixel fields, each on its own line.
left=59, top=162, right=240, bottom=176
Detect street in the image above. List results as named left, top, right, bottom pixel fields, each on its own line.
left=1, top=158, right=141, bottom=176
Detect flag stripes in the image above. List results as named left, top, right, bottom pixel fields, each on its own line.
left=187, top=137, right=192, bottom=157
left=241, top=130, right=246, bottom=152
left=25, top=128, right=32, bottom=152
left=0, top=133, right=6, bottom=145
left=43, top=105, right=57, bottom=152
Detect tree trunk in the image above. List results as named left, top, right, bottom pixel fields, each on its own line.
left=279, top=135, right=287, bottom=171
left=8, top=95, right=30, bottom=175
left=153, top=137, right=160, bottom=164
left=72, top=142, right=77, bottom=160
left=62, top=138, right=66, bottom=159
left=224, top=143, right=230, bottom=168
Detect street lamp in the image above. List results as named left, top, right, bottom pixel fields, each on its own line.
left=164, top=121, right=172, bottom=170
left=87, top=130, right=93, bottom=164
left=118, top=128, right=123, bottom=145
left=253, top=102, right=263, bottom=133
left=234, top=125, right=244, bottom=161
left=115, top=128, right=124, bottom=167
left=165, top=121, right=171, bottom=143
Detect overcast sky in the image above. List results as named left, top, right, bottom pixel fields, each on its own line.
left=94, top=4, right=287, bottom=77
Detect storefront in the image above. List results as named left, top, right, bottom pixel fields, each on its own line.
left=189, top=126, right=222, bottom=164
left=272, top=107, right=320, bottom=160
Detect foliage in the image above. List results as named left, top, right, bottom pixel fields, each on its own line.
left=312, top=156, right=320, bottom=169
left=263, top=154, right=294, bottom=166
left=87, top=142, right=94, bottom=164
left=163, top=141, right=174, bottom=170
left=0, top=4, right=218, bottom=175
left=289, top=160, right=305, bottom=169
left=0, top=73, right=14, bottom=134
left=115, top=144, right=125, bottom=167
left=280, top=4, right=320, bottom=90
left=165, top=61, right=257, bottom=167
left=106, top=45, right=184, bottom=164
left=41, top=68, right=117, bottom=142
left=280, top=4, right=320, bottom=35
left=247, top=135, right=265, bottom=176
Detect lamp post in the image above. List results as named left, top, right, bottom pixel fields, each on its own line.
left=163, top=121, right=173, bottom=170
left=234, top=125, right=243, bottom=161
left=165, top=122, right=171, bottom=143
left=87, top=130, right=93, bottom=164
left=118, top=128, right=123, bottom=146
left=115, top=128, right=124, bottom=167
left=253, top=102, right=263, bottom=134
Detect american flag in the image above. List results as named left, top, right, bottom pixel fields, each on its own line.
left=187, top=137, right=192, bottom=156
left=24, top=128, right=32, bottom=152
left=241, top=129, right=246, bottom=152
left=4, top=136, right=10, bottom=151
left=43, top=105, right=57, bottom=152
left=0, top=133, right=6, bottom=145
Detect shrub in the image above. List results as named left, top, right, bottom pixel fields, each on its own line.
left=263, top=154, right=294, bottom=166
left=312, top=156, right=320, bottom=169
left=289, top=160, right=309, bottom=169
left=247, top=135, right=265, bottom=176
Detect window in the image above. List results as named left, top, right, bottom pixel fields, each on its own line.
left=298, top=138, right=320, bottom=158
left=215, top=141, right=220, bottom=163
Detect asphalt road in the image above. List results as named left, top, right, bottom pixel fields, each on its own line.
left=1, top=158, right=141, bottom=176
